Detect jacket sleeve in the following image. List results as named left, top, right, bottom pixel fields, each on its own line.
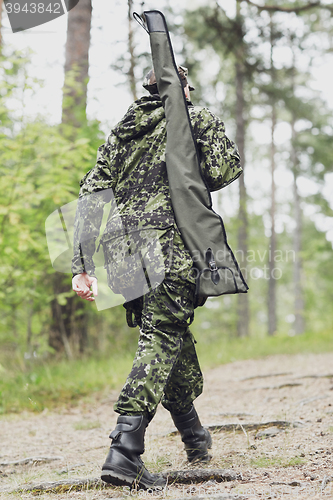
left=71, top=135, right=117, bottom=277
left=195, top=108, right=243, bottom=192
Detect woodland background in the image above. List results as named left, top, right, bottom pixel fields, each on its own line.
left=0, top=0, right=332, bottom=413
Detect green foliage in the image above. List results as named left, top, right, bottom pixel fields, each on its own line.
left=0, top=118, right=100, bottom=352
left=302, top=220, right=333, bottom=332
left=0, top=49, right=109, bottom=358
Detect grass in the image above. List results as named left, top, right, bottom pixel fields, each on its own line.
left=195, top=329, right=333, bottom=370
left=250, top=455, right=306, bottom=468
left=0, top=329, right=332, bottom=415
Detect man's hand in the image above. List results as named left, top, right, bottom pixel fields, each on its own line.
left=72, top=273, right=98, bottom=302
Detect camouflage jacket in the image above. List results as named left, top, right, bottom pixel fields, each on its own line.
left=71, top=95, right=242, bottom=277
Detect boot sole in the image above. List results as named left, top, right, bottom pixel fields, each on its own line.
left=101, top=465, right=166, bottom=490
left=188, top=452, right=212, bottom=463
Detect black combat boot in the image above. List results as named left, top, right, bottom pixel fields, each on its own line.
left=171, top=406, right=212, bottom=463
left=101, top=415, right=166, bottom=490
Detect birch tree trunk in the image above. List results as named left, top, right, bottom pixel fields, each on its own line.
left=268, top=103, right=277, bottom=335
left=127, top=0, right=137, bottom=101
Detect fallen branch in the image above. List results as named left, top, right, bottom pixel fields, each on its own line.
left=270, top=481, right=302, bottom=487
left=162, top=469, right=241, bottom=484
left=257, top=383, right=303, bottom=389
left=8, top=478, right=104, bottom=494
left=168, top=420, right=303, bottom=436
left=2, top=469, right=240, bottom=494
left=0, top=456, right=63, bottom=467
left=240, top=372, right=292, bottom=381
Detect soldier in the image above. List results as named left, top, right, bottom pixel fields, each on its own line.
left=72, top=66, right=242, bottom=489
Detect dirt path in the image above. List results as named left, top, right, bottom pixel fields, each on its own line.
left=1, top=352, right=333, bottom=499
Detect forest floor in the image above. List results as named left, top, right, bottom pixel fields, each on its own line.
left=1, top=352, right=333, bottom=500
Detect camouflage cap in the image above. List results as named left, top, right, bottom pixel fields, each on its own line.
left=142, top=65, right=195, bottom=95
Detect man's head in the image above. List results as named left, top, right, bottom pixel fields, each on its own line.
left=142, top=65, right=195, bottom=98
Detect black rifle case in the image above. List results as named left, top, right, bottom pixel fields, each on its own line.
left=136, top=10, right=248, bottom=304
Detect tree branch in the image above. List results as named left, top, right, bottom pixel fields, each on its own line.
left=236, top=0, right=328, bottom=13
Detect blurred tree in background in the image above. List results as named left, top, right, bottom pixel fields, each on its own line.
left=180, top=0, right=333, bottom=338
left=49, top=0, right=93, bottom=357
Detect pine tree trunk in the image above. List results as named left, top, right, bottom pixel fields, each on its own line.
left=61, top=0, right=92, bottom=127
left=234, top=4, right=249, bottom=338
left=291, top=119, right=305, bottom=335
left=235, top=58, right=249, bottom=338
left=290, top=50, right=305, bottom=335
left=268, top=103, right=277, bottom=335
left=50, top=0, right=92, bottom=357
left=268, top=16, right=277, bottom=336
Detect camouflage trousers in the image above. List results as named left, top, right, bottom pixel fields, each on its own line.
left=113, top=228, right=203, bottom=420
